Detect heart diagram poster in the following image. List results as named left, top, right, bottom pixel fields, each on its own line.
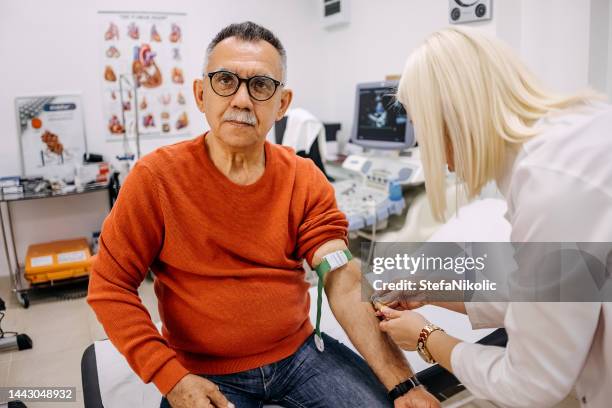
left=98, top=11, right=190, bottom=141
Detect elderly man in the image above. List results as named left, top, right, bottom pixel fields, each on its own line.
left=87, top=22, right=439, bottom=408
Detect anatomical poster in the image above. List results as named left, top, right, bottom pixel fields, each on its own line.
left=98, top=11, right=191, bottom=141
left=15, top=95, right=87, bottom=179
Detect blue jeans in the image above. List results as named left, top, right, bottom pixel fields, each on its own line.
left=160, top=332, right=391, bottom=407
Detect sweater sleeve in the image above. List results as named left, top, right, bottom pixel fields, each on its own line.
left=296, top=160, right=348, bottom=266
left=87, top=161, right=189, bottom=396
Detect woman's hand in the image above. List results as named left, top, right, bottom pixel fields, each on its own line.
left=378, top=307, right=428, bottom=351
left=379, top=306, right=461, bottom=373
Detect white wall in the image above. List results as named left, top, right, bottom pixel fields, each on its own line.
left=520, top=0, right=592, bottom=93
left=588, top=0, right=610, bottom=94
left=318, top=0, right=598, bottom=146
left=319, top=0, right=498, bottom=146
left=0, top=0, right=607, bottom=278
left=609, top=0, right=612, bottom=100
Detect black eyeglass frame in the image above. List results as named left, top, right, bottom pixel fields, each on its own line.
left=206, top=70, right=284, bottom=101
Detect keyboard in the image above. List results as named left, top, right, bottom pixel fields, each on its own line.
left=333, top=179, right=405, bottom=231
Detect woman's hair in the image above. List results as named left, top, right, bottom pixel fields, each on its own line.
left=397, top=26, right=600, bottom=221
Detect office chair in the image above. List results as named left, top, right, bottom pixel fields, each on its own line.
left=274, top=115, right=340, bottom=182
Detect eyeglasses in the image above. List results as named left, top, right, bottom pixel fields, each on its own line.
left=207, top=70, right=283, bottom=102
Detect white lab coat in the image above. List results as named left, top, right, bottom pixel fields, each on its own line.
left=450, top=102, right=612, bottom=408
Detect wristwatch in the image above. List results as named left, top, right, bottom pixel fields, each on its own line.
left=313, top=249, right=353, bottom=352
left=388, top=375, right=422, bottom=401
left=417, top=323, right=445, bottom=364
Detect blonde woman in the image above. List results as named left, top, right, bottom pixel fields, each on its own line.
left=376, top=27, right=612, bottom=407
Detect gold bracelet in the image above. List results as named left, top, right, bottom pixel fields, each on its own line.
left=416, top=323, right=445, bottom=364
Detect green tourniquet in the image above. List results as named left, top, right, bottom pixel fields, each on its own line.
left=314, top=249, right=353, bottom=340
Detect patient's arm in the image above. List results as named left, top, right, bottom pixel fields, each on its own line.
left=312, top=240, right=427, bottom=394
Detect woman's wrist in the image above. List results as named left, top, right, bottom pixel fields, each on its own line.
left=425, top=329, right=461, bottom=372
left=416, top=323, right=445, bottom=364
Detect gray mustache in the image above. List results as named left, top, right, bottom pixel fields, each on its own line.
left=223, top=110, right=257, bottom=126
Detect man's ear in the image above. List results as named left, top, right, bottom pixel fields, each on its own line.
left=275, top=88, right=293, bottom=121
left=193, top=79, right=206, bottom=113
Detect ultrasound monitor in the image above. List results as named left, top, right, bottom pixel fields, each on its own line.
left=351, top=81, right=416, bottom=150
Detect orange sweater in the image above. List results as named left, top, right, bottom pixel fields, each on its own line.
left=87, top=134, right=348, bottom=396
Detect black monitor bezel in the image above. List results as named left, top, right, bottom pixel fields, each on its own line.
left=350, top=80, right=416, bottom=150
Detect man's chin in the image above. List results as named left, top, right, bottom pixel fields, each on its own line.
left=216, top=125, right=262, bottom=149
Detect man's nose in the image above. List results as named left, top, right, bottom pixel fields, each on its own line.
left=230, top=81, right=253, bottom=110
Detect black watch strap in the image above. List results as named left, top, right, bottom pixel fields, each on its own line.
left=387, top=376, right=422, bottom=401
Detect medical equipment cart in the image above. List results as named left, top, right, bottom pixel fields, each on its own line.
left=0, top=182, right=118, bottom=308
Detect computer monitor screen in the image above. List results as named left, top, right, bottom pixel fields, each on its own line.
left=351, top=81, right=415, bottom=150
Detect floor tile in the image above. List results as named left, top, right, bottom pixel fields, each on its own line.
left=556, top=395, right=580, bottom=408
left=20, top=298, right=88, bottom=335
left=0, top=360, right=9, bottom=387
left=10, top=317, right=90, bottom=362
left=0, top=305, right=26, bottom=335
left=88, top=318, right=108, bottom=342
left=0, top=276, right=13, bottom=300
left=84, top=299, right=106, bottom=341
left=0, top=306, right=26, bottom=363
left=0, top=346, right=12, bottom=363
left=8, top=346, right=85, bottom=393
left=17, top=390, right=84, bottom=408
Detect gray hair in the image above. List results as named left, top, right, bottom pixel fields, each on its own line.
left=203, top=21, right=287, bottom=83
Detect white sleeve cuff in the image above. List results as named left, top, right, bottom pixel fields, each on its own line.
left=450, top=340, right=468, bottom=378
left=464, top=302, right=508, bottom=329
left=450, top=340, right=506, bottom=403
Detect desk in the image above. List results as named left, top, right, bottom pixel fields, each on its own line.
left=0, top=183, right=117, bottom=308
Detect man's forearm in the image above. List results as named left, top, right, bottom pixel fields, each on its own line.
left=326, top=261, right=414, bottom=390
left=87, top=258, right=189, bottom=395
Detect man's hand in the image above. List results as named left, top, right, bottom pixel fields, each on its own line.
left=394, top=386, right=441, bottom=408
left=166, top=374, right=234, bottom=408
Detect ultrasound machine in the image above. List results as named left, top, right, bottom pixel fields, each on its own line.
left=333, top=80, right=426, bottom=234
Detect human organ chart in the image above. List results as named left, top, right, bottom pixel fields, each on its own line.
left=98, top=11, right=190, bottom=141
